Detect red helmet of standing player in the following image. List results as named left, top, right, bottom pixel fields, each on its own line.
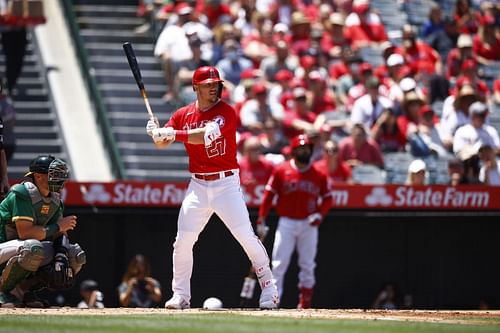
left=290, top=134, right=314, bottom=165
left=290, top=134, right=312, bottom=150
left=192, top=66, right=224, bottom=86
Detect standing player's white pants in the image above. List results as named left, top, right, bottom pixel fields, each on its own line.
left=271, top=217, right=318, bottom=298
left=171, top=174, right=270, bottom=301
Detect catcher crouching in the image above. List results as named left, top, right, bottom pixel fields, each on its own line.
left=0, top=155, right=85, bottom=307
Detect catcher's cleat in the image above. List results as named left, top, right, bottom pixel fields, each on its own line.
left=259, top=284, right=279, bottom=309
left=23, top=291, right=50, bottom=308
left=0, top=291, right=23, bottom=308
left=164, top=294, right=190, bottom=310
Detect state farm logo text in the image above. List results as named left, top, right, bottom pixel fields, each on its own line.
left=82, top=183, right=186, bottom=205
left=365, top=186, right=489, bottom=208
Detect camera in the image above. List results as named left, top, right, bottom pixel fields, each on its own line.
left=137, top=279, right=147, bottom=290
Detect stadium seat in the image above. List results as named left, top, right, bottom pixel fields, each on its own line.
left=352, top=164, right=387, bottom=184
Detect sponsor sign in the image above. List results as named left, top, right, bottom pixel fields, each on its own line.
left=61, top=182, right=500, bottom=210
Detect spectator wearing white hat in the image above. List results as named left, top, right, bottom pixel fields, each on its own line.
left=406, top=159, right=427, bottom=185
left=385, top=53, right=408, bottom=106
left=453, top=102, right=500, bottom=156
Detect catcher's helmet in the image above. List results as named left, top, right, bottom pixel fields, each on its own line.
left=290, top=134, right=312, bottom=150
left=27, top=155, right=56, bottom=175
left=192, top=66, right=224, bottom=86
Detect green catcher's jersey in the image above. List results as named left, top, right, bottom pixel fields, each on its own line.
left=0, top=182, right=63, bottom=243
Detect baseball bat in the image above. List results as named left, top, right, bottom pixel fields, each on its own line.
left=122, top=42, right=155, bottom=119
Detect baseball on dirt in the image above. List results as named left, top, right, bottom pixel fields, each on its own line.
left=203, top=297, right=223, bottom=309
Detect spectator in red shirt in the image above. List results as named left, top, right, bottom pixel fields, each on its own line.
left=371, top=108, right=406, bottom=153
left=454, top=60, right=490, bottom=100
left=283, top=87, right=317, bottom=139
left=314, top=139, right=353, bottom=184
left=493, top=79, right=500, bottom=110
left=399, top=24, right=442, bottom=78
left=446, top=34, right=474, bottom=80
left=397, top=91, right=425, bottom=140
left=290, top=12, right=312, bottom=56
left=197, top=0, right=231, bottom=28
left=344, top=0, right=388, bottom=48
left=453, top=0, right=479, bottom=34
left=473, top=15, right=500, bottom=64
left=338, top=123, right=384, bottom=168
left=328, top=45, right=354, bottom=85
left=321, top=12, right=349, bottom=60
left=307, top=71, right=336, bottom=114
left=238, top=136, right=275, bottom=188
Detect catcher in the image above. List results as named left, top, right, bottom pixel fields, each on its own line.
left=0, top=155, right=86, bottom=307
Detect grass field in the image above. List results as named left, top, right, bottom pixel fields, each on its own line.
left=0, top=309, right=499, bottom=333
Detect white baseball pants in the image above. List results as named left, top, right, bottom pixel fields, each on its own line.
left=171, top=174, right=270, bottom=301
left=271, top=217, right=318, bottom=298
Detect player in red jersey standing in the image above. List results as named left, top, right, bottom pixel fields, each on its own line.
left=256, top=134, right=332, bottom=309
left=145, top=66, right=279, bottom=309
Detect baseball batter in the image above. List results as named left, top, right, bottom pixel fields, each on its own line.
left=257, top=134, right=332, bottom=309
left=146, top=66, right=279, bottom=309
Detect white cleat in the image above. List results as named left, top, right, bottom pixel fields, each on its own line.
left=259, top=285, right=279, bottom=309
left=164, top=294, right=190, bottom=310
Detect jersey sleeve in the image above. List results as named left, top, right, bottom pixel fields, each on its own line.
left=318, top=174, right=333, bottom=216
left=10, top=194, right=35, bottom=224
left=258, top=168, right=282, bottom=218
left=165, top=109, right=182, bottom=129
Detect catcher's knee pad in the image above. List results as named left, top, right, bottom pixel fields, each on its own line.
left=68, top=243, right=86, bottom=274
left=0, top=240, right=44, bottom=292
left=17, top=239, right=45, bottom=272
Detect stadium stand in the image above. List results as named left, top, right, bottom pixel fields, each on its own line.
left=352, top=164, right=386, bottom=184
left=0, top=33, right=69, bottom=180
left=74, top=4, right=189, bottom=181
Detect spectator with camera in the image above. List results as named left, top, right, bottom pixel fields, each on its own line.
left=118, top=254, right=162, bottom=308
left=77, top=279, right=104, bottom=308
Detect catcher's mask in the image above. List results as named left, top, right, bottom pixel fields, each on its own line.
left=48, top=159, right=69, bottom=193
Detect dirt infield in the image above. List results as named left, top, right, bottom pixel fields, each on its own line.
left=1, top=308, right=499, bottom=325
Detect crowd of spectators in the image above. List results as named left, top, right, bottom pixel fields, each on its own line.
left=140, top=0, right=500, bottom=186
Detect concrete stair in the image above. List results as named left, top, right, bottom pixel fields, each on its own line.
left=74, top=4, right=190, bottom=181
left=1, top=33, right=68, bottom=180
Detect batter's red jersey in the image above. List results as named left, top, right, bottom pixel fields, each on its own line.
left=166, top=100, right=239, bottom=173
left=259, top=160, right=332, bottom=219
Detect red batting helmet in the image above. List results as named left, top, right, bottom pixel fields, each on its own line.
left=192, top=66, right=224, bottom=86
left=290, top=134, right=311, bottom=150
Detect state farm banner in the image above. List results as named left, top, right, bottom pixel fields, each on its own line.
left=61, top=181, right=500, bottom=211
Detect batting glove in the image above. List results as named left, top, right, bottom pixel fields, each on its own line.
left=256, top=224, right=269, bottom=240
left=307, top=213, right=322, bottom=227
left=152, top=127, right=175, bottom=143
left=204, top=121, right=221, bottom=147
left=146, top=117, right=160, bottom=137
